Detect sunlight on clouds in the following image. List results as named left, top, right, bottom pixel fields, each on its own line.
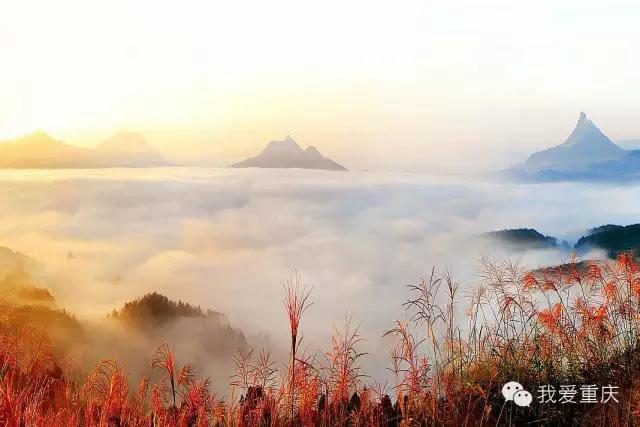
left=1, top=167, right=637, bottom=379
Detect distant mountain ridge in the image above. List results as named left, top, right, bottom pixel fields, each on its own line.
left=109, top=291, right=227, bottom=328
left=575, top=223, right=640, bottom=258
left=0, top=130, right=172, bottom=168
left=508, top=112, right=640, bottom=181
left=232, top=136, right=346, bottom=171
left=109, top=292, right=248, bottom=358
left=483, top=228, right=560, bottom=251
left=483, top=224, right=640, bottom=259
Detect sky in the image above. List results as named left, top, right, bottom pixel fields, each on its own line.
left=1, top=0, right=639, bottom=171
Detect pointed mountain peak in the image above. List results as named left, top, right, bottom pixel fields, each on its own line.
left=558, top=111, right=619, bottom=150
left=518, top=111, right=625, bottom=176
left=278, top=135, right=299, bottom=146
left=267, top=135, right=299, bottom=145
left=575, top=111, right=593, bottom=131
left=305, top=145, right=321, bottom=155
left=260, top=136, right=304, bottom=157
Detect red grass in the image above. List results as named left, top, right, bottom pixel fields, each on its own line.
left=282, top=273, right=312, bottom=424
left=4, top=256, right=640, bottom=424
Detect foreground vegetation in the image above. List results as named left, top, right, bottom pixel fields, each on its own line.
left=3, top=254, right=640, bottom=425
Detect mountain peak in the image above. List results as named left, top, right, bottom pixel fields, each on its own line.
left=305, top=145, right=322, bottom=156
left=571, top=111, right=593, bottom=133
left=97, top=131, right=171, bottom=166
left=578, top=110, right=587, bottom=121
left=515, top=111, right=626, bottom=177
left=557, top=111, right=621, bottom=151
left=232, top=137, right=346, bottom=171
left=0, top=129, right=171, bottom=168
left=260, top=136, right=304, bottom=158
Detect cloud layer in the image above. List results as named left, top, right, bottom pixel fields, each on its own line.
left=0, top=168, right=638, bottom=384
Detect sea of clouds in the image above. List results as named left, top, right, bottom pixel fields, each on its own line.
left=1, top=167, right=639, bottom=391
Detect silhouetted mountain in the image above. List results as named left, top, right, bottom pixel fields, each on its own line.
left=0, top=131, right=96, bottom=168
left=110, top=291, right=225, bottom=328
left=507, top=112, right=640, bottom=181
left=484, top=223, right=640, bottom=257
left=523, top=112, right=624, bottom=173
left=484, top=228, right=559, bottom=250
left=0, top=130, right=172, bottom=168
left=109, top=292, right=248, bottom=356
left=96, top=130, right=172, bottom=166
left=232, top=136, right=346, bottom=170
left=575, top=223, right=640, bottom=258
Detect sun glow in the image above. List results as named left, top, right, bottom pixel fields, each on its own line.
left=1, top=0, right=639, bottom=169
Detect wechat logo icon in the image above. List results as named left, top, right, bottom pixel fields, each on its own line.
left=502, top=381, right=532, bottom=407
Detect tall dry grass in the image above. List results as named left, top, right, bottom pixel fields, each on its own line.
left=2, top=254, right=640, bottom=425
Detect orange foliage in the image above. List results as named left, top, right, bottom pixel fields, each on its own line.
left=3, top=255, right=640, bottom=425
left=538, top=303, right=563, bottom=334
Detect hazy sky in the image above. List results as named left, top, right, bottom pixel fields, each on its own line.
left=2, top=0, right=639, bottom=170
